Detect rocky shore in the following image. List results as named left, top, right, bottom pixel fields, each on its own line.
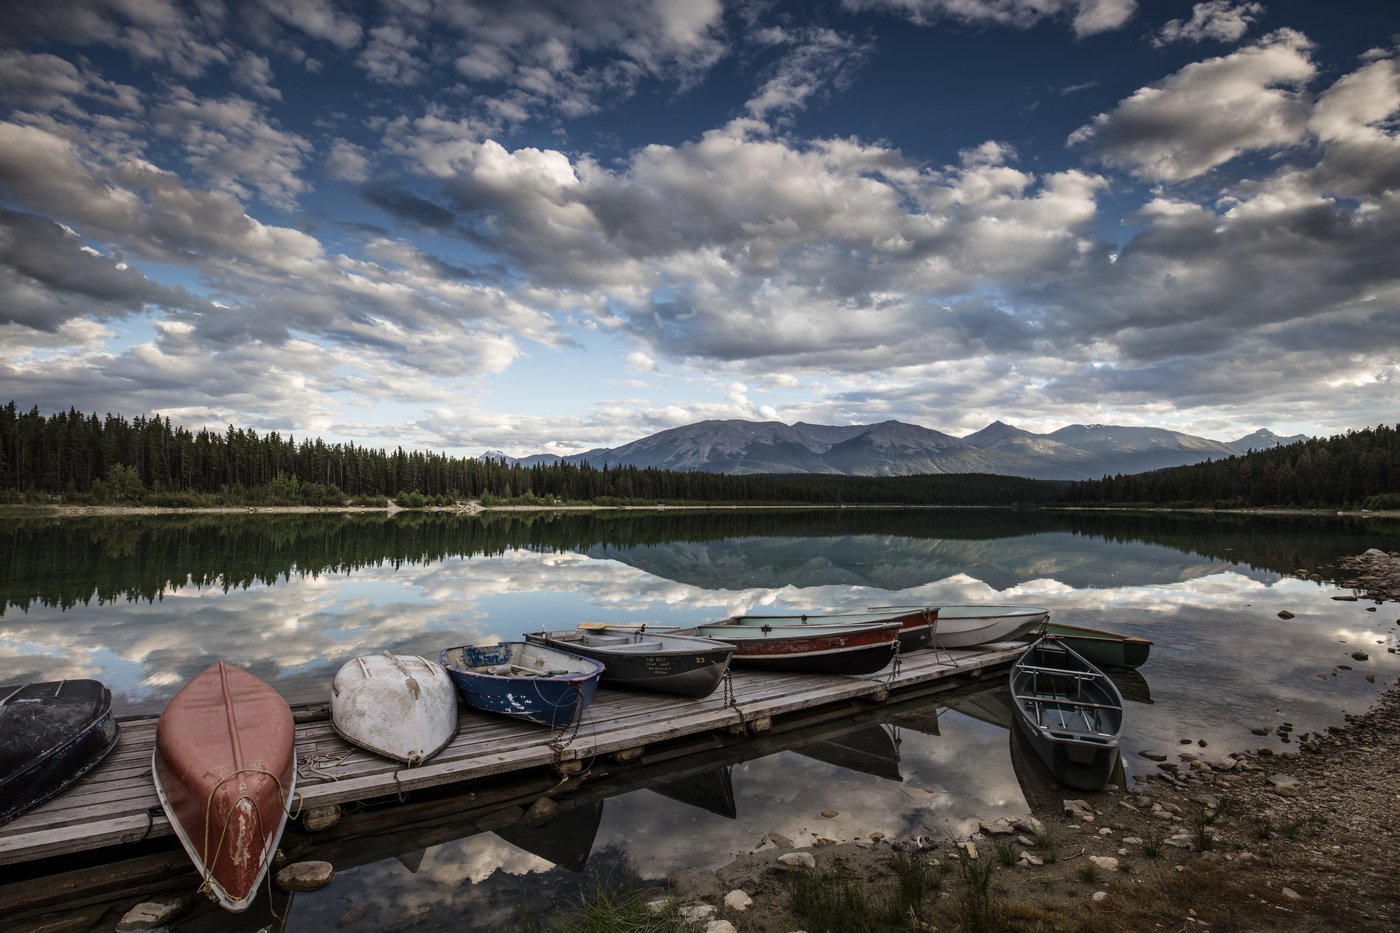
left=663, top=551, right=1400, bottom=932
left=664, top=680, right=1400, bottom=932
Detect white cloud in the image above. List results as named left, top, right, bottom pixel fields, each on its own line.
left=152, top=91, right=312, bottom=208
left=251, top=0, right=363, bottom=50
left=1154, top=1, right=1264, bottom=46
left=841, top=0, right=1136, bottom=36
left=1069, top=29, right=1316, bottom=181
left=744, top=28, right=872, bottom=120
left=358, top=24, right=427, bottom=86
left=233, top=51, right=281, bottom=101
left=324, top=138, right=372, bottom=182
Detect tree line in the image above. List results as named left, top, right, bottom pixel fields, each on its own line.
left=0, top=402, right=1058, bottom=507
left=1060, top=424, right=1400, bottom=509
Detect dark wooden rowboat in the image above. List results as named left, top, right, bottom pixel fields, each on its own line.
left=677, top=619, right=901, bottom=675
left=523, top=627, right=735, bottom=698
left=440, top=642, right=603, bottom=728
left=153, top=662, right=297, bottom=912
left=1, top=680, right=120, bottom=825
left=1010, top=637, right=1124, bottom=792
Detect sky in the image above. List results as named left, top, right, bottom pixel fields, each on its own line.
left=1, top=0, right=1397, bottom=459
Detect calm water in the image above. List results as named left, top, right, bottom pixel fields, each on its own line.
left=4, top=508, right=1399, bottom=930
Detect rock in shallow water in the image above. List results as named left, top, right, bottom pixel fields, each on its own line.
left=276, top=860, right=336, bottom=892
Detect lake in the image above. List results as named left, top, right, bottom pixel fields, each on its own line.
left=3, top=508, right=1399, bottom=930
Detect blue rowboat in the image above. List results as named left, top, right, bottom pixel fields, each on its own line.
left=440, top=642, right=603, bottom=728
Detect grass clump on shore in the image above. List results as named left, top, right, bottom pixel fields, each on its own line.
left=785, top=850, right=946, bottom=931
left=515, top=864, right=696, bottom=933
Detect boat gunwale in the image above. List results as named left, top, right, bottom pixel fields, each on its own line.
left=440, top=643, right=604, bottom=683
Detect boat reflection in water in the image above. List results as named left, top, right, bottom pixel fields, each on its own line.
left=495, top=801, right=605, bottom=873
left=793, top=723, right=903, bottom=782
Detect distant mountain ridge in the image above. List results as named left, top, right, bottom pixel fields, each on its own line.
left=491, top=421, right=1309, bottom=481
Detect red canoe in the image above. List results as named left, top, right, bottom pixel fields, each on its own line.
left=153, top=662, right=297, bottom=912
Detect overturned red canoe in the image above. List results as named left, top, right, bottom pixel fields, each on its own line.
left=153, top=662, right=297, bottom=912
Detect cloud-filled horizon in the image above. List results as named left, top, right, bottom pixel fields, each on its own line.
left=1, top=0, right=1396, bottom=458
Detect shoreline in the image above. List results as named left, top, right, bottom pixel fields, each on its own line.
left=6, top=502, right=1400, bottom=519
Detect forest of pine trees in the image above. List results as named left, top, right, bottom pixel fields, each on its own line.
left=0, top=402, right=1056, bottom=507
left=5, top=403, right=1395, bottom=510
left=1061, top=424, right=1400, bottom=509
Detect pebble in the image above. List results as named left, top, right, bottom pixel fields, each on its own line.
left=705, top=922, right=737, bottom=933
left=1088, top=856, right=1119, bottom=872
left=1063, top=799, right=1095, bottom=821
left=777, top=852, right=816, bottom=869
left=820, top=809, right=839, bottom=819
left=723, top=890, right=752, bottom=912
left=681, top=904, right=716, bottom=922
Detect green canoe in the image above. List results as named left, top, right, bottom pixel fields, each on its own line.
left=1030, top=622, right=1152, bottom=669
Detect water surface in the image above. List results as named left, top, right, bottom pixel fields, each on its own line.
left=3, top=508, right=1398, bottom=929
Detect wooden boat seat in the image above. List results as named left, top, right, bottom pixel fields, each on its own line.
left=580, top=635, right=631, bottom=646
left=1015, top=664, right=1101, bottom=679
left=610, top=640, right=665, bottom=652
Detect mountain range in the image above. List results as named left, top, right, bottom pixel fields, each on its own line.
left=484, top=420, right=1309, bottom=481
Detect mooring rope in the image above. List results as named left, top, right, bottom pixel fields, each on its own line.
left=196, top=767, right=293, bottom=919
left=299, top=749, right=354, bottom=782
left=885, top=635, right=903, bottom=687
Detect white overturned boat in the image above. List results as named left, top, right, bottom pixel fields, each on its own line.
left=871, top=604, right=1049, bottom=649
left=331, top=653, right=458, bottom=765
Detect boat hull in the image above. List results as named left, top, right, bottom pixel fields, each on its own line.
left=727, top=609, right=935, bottom=654
left=524, top=629, right=735, bottom=698
left=1032, top=622, right=1153, bottom=669
left=871, top=605, right=1048, bottom=649
left=331, top=654, right=458, bottom=764
left=1, top=680, right=120, bottom=825
left=153, top=662, right=296, bottom=912
left=682, top=621, right=901, bottom=675
left=441, top=643, right=603, bottom=728
left=1010, top=638, right=1124, bottom=792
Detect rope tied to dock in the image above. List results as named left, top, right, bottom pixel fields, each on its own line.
left=548, top=681, right=589, bottom=771
left=195, top=767, right=293, bottom=919
left=299, top=749, right=355, bottom=782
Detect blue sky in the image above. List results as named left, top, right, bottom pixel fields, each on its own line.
left=1, top=0, right=1397, bottom=458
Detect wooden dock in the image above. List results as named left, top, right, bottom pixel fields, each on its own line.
left=0, top=642, right=1022, bottom=878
